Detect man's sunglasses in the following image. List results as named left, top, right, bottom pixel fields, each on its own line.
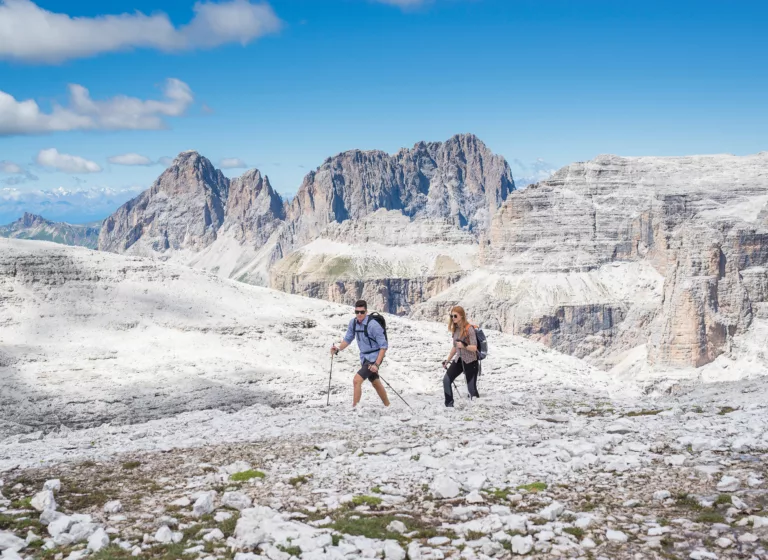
left=355, top=310, right=366, bottom=315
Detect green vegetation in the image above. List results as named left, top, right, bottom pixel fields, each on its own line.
left=370, top=486, right=382, bottom=494
left=289, top=474, right=312, bottom=487
left=563, top=527, right=585, bottom=539
left=230, top=470, right=265, bottom=482
left=718, top=406, right=739, bottom=415
left=466, top=530, right=485, bottom=541
left=486, top=488, right=513, bottom=501
left=121, top=461, right=141, bottom=470
left=90, top=546, right=135, bottom=560
left=516, top=482, right=548, bottom=493
left=0, top=513, right=43, bottom=532
left=331, top=534, right=341, bottom=547
left=351, top=495, right=382, bottom=507
left=675, top=493, right=702, bottom=511
left=714, top=494, right=732, bottom=506
left=220, top=514, right=239, bottom=538
left=697, top=511, right=725, bottom=523
left=9, top=497, right=32, bottom=510
left=277, top=545, right=302, bottom=556
left=625, top=409, right=663, bottom=417
left=330, top=514, right=404, bottom=541
left=675, top=493, right=699, bottom=508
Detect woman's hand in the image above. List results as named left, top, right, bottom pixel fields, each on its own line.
left=455, top=341, right=464, bottom=349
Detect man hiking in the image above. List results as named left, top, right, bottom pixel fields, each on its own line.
left=331, top=300, right=391, bottom=408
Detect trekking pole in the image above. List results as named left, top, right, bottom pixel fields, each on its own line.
left=378, top=373, right=413, bottom=411
left=327, top=352, right=334, bottom=406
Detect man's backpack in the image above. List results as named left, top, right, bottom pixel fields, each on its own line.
left=366, top=312, right=388, bottom=343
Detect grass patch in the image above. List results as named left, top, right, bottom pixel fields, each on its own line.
left=330, top=513, right=440, bottom=543
left=697, top=511, right=725, bottom=524
left=182, top=523, right=205, bottom=541
left=330, top=514, right=403, bottom=541
left=289, top=474, right=312, bottom=487
left=517, top=482, right=547, bottom=493
left=658, top=517, right=670, bottom=527
left=278, top=544, right=302, bottom=556
left=219, top=514, right=240, bottom=538
left=691, top=406, right=704, bottom=414
left=58, top=486, right=110, bottom=511
left=714, top=494, right=732, bottom=507
left=152, top=543, right=194, bottom=560
left=331, top=534, right=341, bottom=547
left=351, top=495, right=382, bottom=507
left=485, top=488, right=513, bottom=501
left=370, top=486, right=382, bottom=494
left=675, top=493, right=702, bottom=511
left=411, top=454, right=420, bottom=462
left=625, top=409, right=663, bottom=417
left=0, top=513, right=43, bottom=532
left=90, top=546, right=135, bottom=560
left=121, top=461, right=141, bottom=470
left=718, top=406, right=739, bottom=415
left=230, top=470, right=265, bottom=482
left=10, top=497, right=32, bottom=510
left=563, top=527, right=584, bottom=539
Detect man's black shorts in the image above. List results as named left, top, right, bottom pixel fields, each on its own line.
left=357, top=362, right=380, bottom=382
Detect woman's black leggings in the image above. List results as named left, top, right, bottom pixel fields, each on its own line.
left=443, top=359, right=480, bottom=407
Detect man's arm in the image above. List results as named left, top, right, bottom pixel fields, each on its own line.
left=332, top=321, right=355, bottom=355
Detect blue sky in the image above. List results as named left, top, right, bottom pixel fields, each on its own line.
left=1, top=0, right=767, bottom=223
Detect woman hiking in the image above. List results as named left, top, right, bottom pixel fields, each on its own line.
left=442, top=306, right=480, bottom=407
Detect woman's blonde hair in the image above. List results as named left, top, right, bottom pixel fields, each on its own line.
left=448, top=306, right=469, bottom=338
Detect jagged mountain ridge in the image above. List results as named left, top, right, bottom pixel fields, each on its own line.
left=0, top=213, right=101, bottom=249
left=98, top=133, right=515, bottom=283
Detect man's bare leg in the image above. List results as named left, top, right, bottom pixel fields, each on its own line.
left=353, top=374, right=364, bottom=407
left=371, top=379, right=390, bottom=406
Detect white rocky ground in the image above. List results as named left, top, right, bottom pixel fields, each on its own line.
left=1, top=239, right=767, bottom=560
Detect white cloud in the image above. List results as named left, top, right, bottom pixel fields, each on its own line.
left=0, top=184, right=144, bottom=224
left=158, top=156, right=174, bottom=167
left=0, top=78, right=194, bottom=136
left=108, top=153, right=154, bottom=166
left=0, top=160, right=23, bottom=173
left=219, top=157, right=248, bottom=169
left=36, top=148, right=102, bottom=174
left=0, top=0, right=282, bottom=64
left=511, top=158, right=559, bottom=188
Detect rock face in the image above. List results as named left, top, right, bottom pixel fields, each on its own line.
left=270, top=210, right=477, bottom=314
left=286, top=133, right=515, bottom=247
left=0, top=213, right=100, bottom=249
left=99, top=151, right=229, bottom=255
left=422, top=153, right=768, bottom=369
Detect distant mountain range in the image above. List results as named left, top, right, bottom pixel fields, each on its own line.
left=8, top=134, right=768, bottom=375
left=0, top=212, right=101, bottom=249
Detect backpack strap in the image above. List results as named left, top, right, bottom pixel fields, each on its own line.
left=357, top=317, right=381, bottom=353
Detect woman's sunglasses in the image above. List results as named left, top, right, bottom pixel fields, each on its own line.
left=451, top=314, right=459, bottom=319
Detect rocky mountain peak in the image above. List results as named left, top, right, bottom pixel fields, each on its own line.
left=20, top=212, right=50, bottom=228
